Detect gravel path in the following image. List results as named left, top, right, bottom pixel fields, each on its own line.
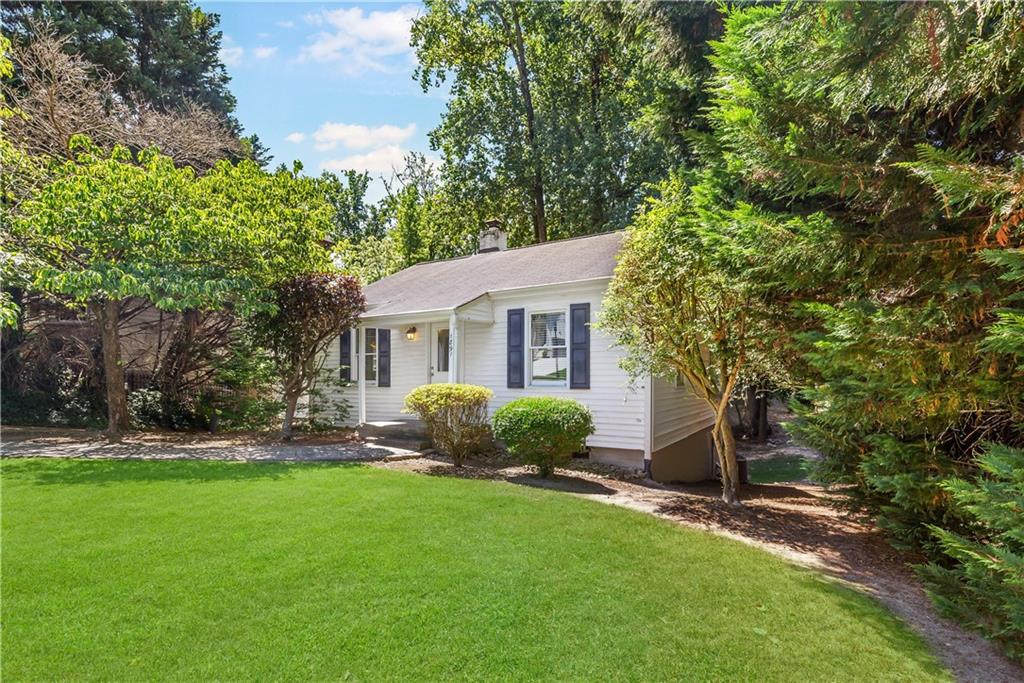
left=378, top=455, right=1023, bottom=683
left=0, top=426, right=418, bottom=462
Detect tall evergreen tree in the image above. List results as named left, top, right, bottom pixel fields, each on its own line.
left=2, top=0, right=236, bottom=118
left=685, top=2, right=1023, bottom=648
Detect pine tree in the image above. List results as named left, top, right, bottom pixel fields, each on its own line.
left=2, top=1, right=236, bottom=118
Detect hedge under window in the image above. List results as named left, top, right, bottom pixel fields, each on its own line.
left=530, top=311, right=567, bottom=386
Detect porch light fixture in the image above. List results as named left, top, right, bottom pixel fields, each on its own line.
left=405, top=326, right=417, bottom=341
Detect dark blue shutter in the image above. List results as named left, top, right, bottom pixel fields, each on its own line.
left=570, top=303, right=590, bottom=389
left=339, top=329, right=352, bottom=381
left=507, top=308, right=525, bottom=388
left=377, top=329, right=391, bottom=387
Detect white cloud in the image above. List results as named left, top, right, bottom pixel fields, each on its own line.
left=285, top=132, right=306, bottom=144
left=277, top=20, right=295, bottom=29
left=321, top=145, right=409, bottom=175
left=312, top=122, right=415, bottom=151
left=220, top=45, right=244, bottom=66
left=299, top=5, right=419, bottom=73
left=253, top=46, right=279, bottom=59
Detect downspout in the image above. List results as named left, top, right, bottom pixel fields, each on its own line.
left=357, top=326, right=367, bottom=424
left=643, top=372, right=653, bottom=478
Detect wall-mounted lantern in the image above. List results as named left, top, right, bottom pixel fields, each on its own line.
left=405, top=326, right=417, bottom=341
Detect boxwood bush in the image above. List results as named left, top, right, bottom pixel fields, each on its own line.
left=492, top=397, right=595, bottom=477
left=403, top=384, right=493, bottom=466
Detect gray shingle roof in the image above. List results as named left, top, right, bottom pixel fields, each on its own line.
left=362, top=231, right=624, bottom=318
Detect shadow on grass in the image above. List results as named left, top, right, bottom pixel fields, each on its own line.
left=409, top=458, right=619, bottom=496
left=506, top=473, right=618, bottom=495
left=1, top=458, right=363, bottom=487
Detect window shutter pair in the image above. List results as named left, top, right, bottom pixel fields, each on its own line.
left=339, top=328, right=390, bottom=387
left=506, top=305, right=589, bottom=389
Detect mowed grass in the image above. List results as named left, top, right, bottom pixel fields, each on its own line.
left=748, top=455, right=817, bottom=484
left=2, top=459, right=946, bottom=682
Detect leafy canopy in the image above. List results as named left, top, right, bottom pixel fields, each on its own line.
left=10, top=139, right=332, bottom=315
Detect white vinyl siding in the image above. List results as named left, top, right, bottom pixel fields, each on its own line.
left=319, top=325, right=428, bottom=426
left=462, top=282, right=646, bottom=451
left=315, top=281, right=651, bottom=453
left=651, top=375, right=715, bottom=451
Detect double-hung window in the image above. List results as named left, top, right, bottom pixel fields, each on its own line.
left=362, top=328, right=378, bottom=385
left=530, top=311, right=567, bottom=386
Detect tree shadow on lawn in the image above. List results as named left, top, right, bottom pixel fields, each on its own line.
left=505, top=472, right=618, bottom=495
left=1, top=458, right=363, bottom=487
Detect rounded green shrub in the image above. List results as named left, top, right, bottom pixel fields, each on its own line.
left=492, top=397, right=595, bottom=477
left=403, top=384, right=493, bottom=466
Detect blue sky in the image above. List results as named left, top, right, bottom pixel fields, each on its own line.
left=201, top=2, right=445, bottom=198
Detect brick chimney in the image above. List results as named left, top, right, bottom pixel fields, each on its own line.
left=477, top=218, right=507, bottom=253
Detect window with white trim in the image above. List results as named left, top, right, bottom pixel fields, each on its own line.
left=363, top=328, right=378, bottom=384
left=530, top=311, right=567, bottom=386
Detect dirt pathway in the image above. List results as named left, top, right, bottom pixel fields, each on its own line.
left=378, top=455, right=1022, bottom=683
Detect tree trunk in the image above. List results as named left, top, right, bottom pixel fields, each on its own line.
left=744, top=385, right=757, bottom=437
left=757, top=392, right=770, bottom=442
left=93, top=299, right=130, bottom=440
left=281, top=392, right=299, bottom=441
left=504, top=5, right=547, bottom=243
left=712, top=370, right=742, bottom=506
left=716, top=421, right=741, bottom=505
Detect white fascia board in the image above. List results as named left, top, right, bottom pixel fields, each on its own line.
left=483, top=276, right=611, bottom=301
left=359, top=308, right=453, bottom=327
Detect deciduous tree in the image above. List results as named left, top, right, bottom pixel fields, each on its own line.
left=250, top=274, right=366, bottom=440
left=10, top=142, right=332, bottom=438
left=412, top=0, right=670, bottom=245
left=2, top=25, right=240, bottom=168
left=602, top=175, right=775, bottom=504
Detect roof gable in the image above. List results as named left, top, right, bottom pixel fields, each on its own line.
left=362, top=231, right=624, bottom=318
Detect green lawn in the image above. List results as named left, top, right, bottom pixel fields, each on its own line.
left=748, top=455, right=818, bottom=484
left=1, top=459, right=946, bottom=681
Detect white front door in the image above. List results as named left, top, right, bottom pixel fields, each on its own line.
left=430, top=325, right=450, bottom=383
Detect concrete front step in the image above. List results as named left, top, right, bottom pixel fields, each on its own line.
left=357, top=420, right=428, bottom=441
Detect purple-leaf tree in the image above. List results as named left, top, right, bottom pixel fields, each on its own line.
left=252, top=273, right=366, bottom=439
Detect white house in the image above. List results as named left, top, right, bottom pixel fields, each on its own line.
left=319, top=223, right=716, bottom=483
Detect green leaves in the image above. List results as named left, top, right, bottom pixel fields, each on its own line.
left=918, top=444, right=1024, bottom=659
left=11, top=143, right=333, bottom=314
left=402, top=383, right=493, bottom=466
left=492, top=396, right=594, bottom=476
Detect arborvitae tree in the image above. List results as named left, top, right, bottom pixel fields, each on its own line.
left=696, top=1, right=1023, bottom=650
left=917, top=444, right=1024, bottom=660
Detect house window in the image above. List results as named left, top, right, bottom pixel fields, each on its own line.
left=364, top=328, right=378, bottom=384
left=530, top=311, right=567, bottom=386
